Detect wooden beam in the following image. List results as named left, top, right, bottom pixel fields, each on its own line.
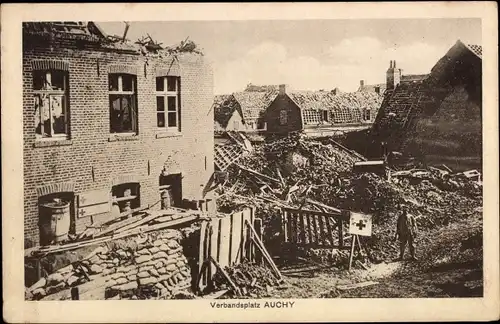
left=209, top=257, right=241, bottom=296
left=281, top=207, right=347, bottom=219
left=235, top=164, right=281, bottom=184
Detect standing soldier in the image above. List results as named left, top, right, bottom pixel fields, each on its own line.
left=394, top=204, right=418, bottom=261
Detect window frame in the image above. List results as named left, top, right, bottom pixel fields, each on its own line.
left=279, top=110, right=288, bottom=125
left=109, top=73, right=138, bottom=135
left=156, top=76, right=181, bottom=132
left=33, top=70, right=70, bottom=140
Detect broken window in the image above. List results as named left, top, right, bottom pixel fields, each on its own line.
left=33, top=70, right=70, bottom=138
left=159, top=173, right=182, bottom=208
left=111, top=183, right=140, bottom=214
left=279, top=110, right=288, bottom=125
left=156, top=76, right=180, bottom=131
left=109, top=74, right=138, bottom=134
left=333, top=108, right=352, bottom=124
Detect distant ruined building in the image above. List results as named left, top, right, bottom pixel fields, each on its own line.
left=371, top=40, right=482, bottom=170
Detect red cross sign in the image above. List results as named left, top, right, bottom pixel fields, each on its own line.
left=348, top=212, right=373, bottom=236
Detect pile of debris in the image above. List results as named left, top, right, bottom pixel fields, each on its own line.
left=214, top=132, right=483, bottom=264
left=25, top=229, right=193, bottom=300
left=212, top=261, right=282, bottom=298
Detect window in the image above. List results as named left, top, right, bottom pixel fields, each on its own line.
left=279, top=110, right=288, bottom=125
left=109, top=74, right=138, bottom=134
left=302, top=110, right=322, bottom=124
left=33, top=70, right=70, bottom=139
left=111, top=183, right=140, bottom=214
left=364, top=108, right=372, bottom=121
left=156, top=76, right=180, bottom=131
left=322, top=110, right=330, bottom=122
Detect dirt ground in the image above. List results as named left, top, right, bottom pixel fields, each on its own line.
left=267, top=210, right=483, bottom=299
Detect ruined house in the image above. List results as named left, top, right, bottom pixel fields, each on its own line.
left=372, top=40, right=482, bottom=170
left=213, top=91, right=277, bottom=133
left=23, top=22, right=215, bottom=248
left=357, top=80, right=386, bottom=95
left=265, top=85, right=383, bottom=137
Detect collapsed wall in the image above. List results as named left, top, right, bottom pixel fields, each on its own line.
left=27, top=229, right=193, bottom=300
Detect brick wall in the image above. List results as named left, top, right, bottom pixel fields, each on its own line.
left=23, top=38, right=214, bottom=247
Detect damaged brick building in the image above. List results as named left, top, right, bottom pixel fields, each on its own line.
left=23, top=22, right=215, bottom=248
left=265, top=85, right=383, bottom=137
left=371, top=40, right=482, bottom=170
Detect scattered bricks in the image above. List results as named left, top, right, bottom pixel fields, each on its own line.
left=139, top=277, right=158, bottom=286
left=159, top=244, right=170, bottom=252
left=167, top=240, right=179, bottom=249
left=135, top=254, right=153, bottom=264
left=166, top=264, right=177, bottom=272
left=127, top=274, right=137, bottom=281
left=153, top=240, right=163, bottom=247
left=47, top=272, right=64, bottom=286
left=157, top=267, right=167, bottom=275
left=149, top=268, right=160, bottom=277
left=29, top=277, right=46, bottom=292
left=116, top=277, right=128, bottom=285
left=106, top=279, right=117, bottom=288
left=167, top=247, right=183, bottom=256
left=118, top=281, right=138, bottom=291
left=137, top=271, right=150, bottom=279
left=153, top=251, right=168, bottom=260
left=32, top=288, right=46, bottom=298
left=137, top=249, right=151, bottom=256
left=149, top=247, right=160, bottom=254
left=46, top=282, right=66, bottom=295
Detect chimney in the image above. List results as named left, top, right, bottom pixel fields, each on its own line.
left=393, top=60, right=397, bottom=68
left=360, top=80, right=365, bottom=87
left=279, top=84, right=286, bottom=96
left=389, top=60, right=393, bottom=69
left=375, top=86, right=380, bottom=95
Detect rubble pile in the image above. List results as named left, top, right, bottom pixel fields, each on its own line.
left=213, top=261, right=281, bottom=298
left=25, top=229, right=193, bottom=300
left=215, top=132, right=483, bottom=264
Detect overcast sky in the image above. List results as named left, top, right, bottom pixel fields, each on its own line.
left=98, top=19, right=481, bottom=94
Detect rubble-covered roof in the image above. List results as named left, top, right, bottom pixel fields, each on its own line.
left=357, top=83, right=387, bottom=94
left=213, top=95, right=240, bottom=129
left=233, top=91, right=278, bottom=120
left=401, top=74, right=429, bottom=83
left=244, top=84, right=280, bottom=92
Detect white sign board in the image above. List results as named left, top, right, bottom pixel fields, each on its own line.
left=348, top=212, right=373, bottom=236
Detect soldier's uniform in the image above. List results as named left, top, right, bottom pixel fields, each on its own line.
left=395, top=205, right=418, bottom=261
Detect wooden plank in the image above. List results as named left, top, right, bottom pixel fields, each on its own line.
left=198, top=220, right=208, bottom=291
left=299, top=213, right=306, bottom=245
left=218, top=216, right=231, bottom=268
left=246, top=221, right=283, bottom=281
left=305, top=198, right=342, bottom=214
left=112, top=210, right=163, bottom=234
left=348, top=234, right=356, bottom=271
left=209, top=257, right=241, bottom=296
left=313, top=214, right=321, bottom=246
left=77, top=203, right=110, bottom=218
left=282, top=210, right=288, bottom=243
left=254, top=218, right=263, bottom=264
left=209, top=220, right=220, bottom=280
left=325, top=217, right=336, bottom=247
left=241, top=208, right=252, bottom=260
left=309, top=214, right=316, bottom=245
left=78, top=189, right=110, bottom=207
left=230, top=211, right=243, bottom=265
left=317, top=214, right=327, bottom=246
left=338, top=219, right=344, bottom=248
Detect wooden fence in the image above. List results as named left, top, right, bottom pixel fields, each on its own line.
left=281, top=207, right=350, bottom=249
left=197, top=207, right=263, bottom=291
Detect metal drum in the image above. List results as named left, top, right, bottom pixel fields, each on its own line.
left=39, top=199, right=71, bottom=245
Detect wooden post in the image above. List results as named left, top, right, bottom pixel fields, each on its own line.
left=254, top=218, right=263, bottom=264
left=338, top=219, right=344, bottom=248
left=348, top=234, right=357, bottom=271
left=282, top=210, right=288, bottom=243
